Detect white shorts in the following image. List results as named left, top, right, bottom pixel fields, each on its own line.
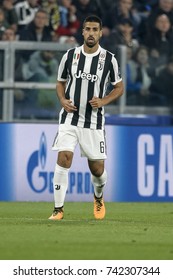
left=52, top=124, right=107, bottom=160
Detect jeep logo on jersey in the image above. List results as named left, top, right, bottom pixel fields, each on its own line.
left=74, top=70, right=98, bottom=82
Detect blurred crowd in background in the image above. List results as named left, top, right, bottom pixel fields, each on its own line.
left=0, top=0, right=173, bottom=118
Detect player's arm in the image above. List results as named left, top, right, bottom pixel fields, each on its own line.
left=102, top=80, right=124, bottom=105
left=89, top=80, right=124, bottom=108
left=56, top=81, right=77, bottom=113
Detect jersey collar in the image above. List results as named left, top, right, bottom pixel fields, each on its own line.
left=82, top=45, right=101, bottom=57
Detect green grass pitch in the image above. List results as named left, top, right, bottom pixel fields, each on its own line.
left=0, top=202, right=173, bottom=260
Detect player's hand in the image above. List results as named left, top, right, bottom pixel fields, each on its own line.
left=61, top=99, right=77, bottom=113
left=89, top=97, right=103, bottom=109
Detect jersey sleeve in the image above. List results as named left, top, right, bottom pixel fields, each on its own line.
left=110, top=56, right=122, bottom=85
left=57, top=52, right=68, bottom=81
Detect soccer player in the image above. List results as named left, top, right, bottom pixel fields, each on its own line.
left=49, top=15, right=124, bottom=220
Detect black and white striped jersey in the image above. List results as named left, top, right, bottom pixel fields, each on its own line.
left=57, top=45, right=122, bottom=130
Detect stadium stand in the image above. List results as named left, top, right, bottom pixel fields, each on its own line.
left=0, top=0, right=173, bottom=123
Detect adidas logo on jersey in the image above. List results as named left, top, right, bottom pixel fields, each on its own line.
left=74, top=70, right=98, bottom=82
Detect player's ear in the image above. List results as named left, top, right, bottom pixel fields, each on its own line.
left=100, top=29, right=103, bottom=38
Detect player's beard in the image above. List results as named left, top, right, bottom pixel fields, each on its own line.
left=85, top=37, right=98, bottom=48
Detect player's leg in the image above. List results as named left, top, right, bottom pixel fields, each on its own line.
left=88, top=160, right=107, bottom=220
left=88, top=160, right=107, bottom=198
left=54, top=151, right=73, bottom=208
left=49, top=124, right=77, bottom=220
left=49, top=151, right=74, bottom=220
left=79, top=128, right=107, bottom=219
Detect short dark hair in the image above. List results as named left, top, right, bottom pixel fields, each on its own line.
left=83, top=15, right=102, bottom=29
left=35, top=8, right=48, bottom=17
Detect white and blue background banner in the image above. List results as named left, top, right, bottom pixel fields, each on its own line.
left=0, top=123, right=173, bottom=202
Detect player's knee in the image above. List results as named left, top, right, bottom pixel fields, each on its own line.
left=88, top=160, right=104, bottom=177
left=91, top=166, right=104, bottom=177
left=57, top=151, right=73, bottom=168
